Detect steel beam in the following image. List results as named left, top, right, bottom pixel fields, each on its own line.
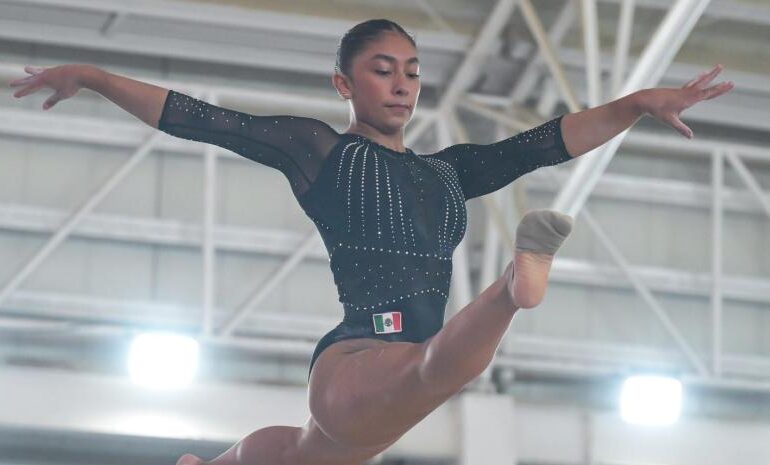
left=509, top=0, right=577, bottom=105
left=440, top=114, right=473, bottom=308
left=725, top=151, right=770, bottom=219
left=539, top=166, right=712, bottom=375
left=712, top=150, right=723, bottom=376
left=217, top=231, right=320, bottom=336
left=202, top=94, right=218, bottom=336
left=518, top=0, right=581, bottom=111
left=0, top=130, right=163, bottom=308
left=581, top=0, right=603, bottom=106
left=436, top=0, right=518, bottom=113
left=552, top=0, right=713, bottom=217
left=611, top=0, right=636, bottom=95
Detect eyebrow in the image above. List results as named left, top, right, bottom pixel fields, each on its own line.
left=370, top=54, right=420, bottom=65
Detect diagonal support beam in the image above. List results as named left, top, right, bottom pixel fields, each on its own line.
left=725, top=151, right=770, bottom=219
left=437, top=0, right=518, bottom=112
left=581, top=0, right=603, bottom=106
left=552, top=0, right=713, bottom=217
left=611, top=0, right=636, bottom=95
left=451, top=94, right=711, bottom=376
left=543, top=175, right=709, bottom=376
left=0, top=131, right=163, bottom=308
left=580, top=207, right=710, bottom=376
left=518, top=0, right=581, bottom=112
left=433, top=0, right=555, bottom=289
left=509, top=0, right=577, bottom=105
left=217, top=230, right=320, bottom=336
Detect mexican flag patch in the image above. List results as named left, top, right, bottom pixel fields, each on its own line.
left=372, top=311, right=402, bottom=334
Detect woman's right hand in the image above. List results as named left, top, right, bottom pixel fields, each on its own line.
left=8, top=64, right=91, bottom=110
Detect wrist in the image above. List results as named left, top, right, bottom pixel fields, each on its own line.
left=77, top=64, right=107, bottom=90
left=629, top=89, right=650, bottom=117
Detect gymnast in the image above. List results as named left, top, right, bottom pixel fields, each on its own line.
left=9, top=18, right=733, bottom=465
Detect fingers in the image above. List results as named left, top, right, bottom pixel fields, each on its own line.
left=684, top=64, right=723, bottom=89
left=24, top=65, right=45, bottom=75
left=683, top=71, right=707, bottom=89
left=43, top=92, right=62, bottom=110
left=9, top=66, right=44, bottom=94
left=669, top=114, right=693, bottom=139
left=9, top=75, right=37, bottom=87
left=12, top=82, right=44, bottom=98
left=700, top=80, right=734, bottom=100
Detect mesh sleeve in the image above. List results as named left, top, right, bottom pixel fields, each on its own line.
left=157, top=90, right=341, bottom=197
left=425, top=114, right=574, bottom=201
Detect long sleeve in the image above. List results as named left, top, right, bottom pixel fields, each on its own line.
left=157, top=90, right=341, bottom=197
left=425, top=114, right=573, bottom=201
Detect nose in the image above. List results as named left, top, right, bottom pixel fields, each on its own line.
left=393, top=73, right=409, bottom=96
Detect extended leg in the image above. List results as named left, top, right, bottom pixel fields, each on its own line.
left=420, top=209, right=573, bottom=392
left=307, top=210, right=574, bottom=453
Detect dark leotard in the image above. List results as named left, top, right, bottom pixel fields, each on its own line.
left=157, top=90, right=574, bottom=381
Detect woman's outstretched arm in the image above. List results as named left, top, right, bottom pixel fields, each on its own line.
left=10, top=63, right=342, bottom=198
left=561, top=64, right=734, bottom=158
left=81, top=65, right=168, bottom=128
left=9, top=64, right=168, bottom=128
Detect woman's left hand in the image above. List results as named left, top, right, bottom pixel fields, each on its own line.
left=638, top=64, right=734, bottom=139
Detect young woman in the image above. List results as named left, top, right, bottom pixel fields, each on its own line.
left=9, top=18, right=733, bottom=465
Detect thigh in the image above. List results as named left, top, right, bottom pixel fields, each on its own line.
left=292, top=415, right=398, bottom=465
left=308, top=336, right=455, bottom=449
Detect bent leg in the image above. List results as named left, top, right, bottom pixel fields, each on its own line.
left=310, top=210, right=572, bottom=450
left=418, top=270, right=517, bottom=394
left=420, top=209, right=573, bottom=390
left=177, top=416, right=396, bottom=465
left=176, top=426, right=300, bottom=465
left=293, top=415, right=399, bottom=465
left=310, top=274, right=516, bottom=450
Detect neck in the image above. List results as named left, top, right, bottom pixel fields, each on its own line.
left=345, top=122, right=406, bottom=153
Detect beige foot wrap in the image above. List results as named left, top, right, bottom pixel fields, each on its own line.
left=514, top=209, right=573, bottom=254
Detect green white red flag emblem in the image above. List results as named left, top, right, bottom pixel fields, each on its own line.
left=372, top=311, right=402, bottom=334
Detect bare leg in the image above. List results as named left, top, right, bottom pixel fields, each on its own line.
left=305, top=210, right=574, bottom=451
left=418, top=266, right=517, bottom=394
left=183, top=210, right=573, bottom=465
left=176, top=417, right=391, bottom=465
left=176, top=426, right=300, bottom=465
left=420, top=209, right=573, bottom=391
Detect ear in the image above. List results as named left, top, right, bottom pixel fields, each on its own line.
left=332, top=71, right=352, bottom=99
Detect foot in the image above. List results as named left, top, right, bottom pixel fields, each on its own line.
left=506, top=209, right=572, bottom=309
left=176, top=454, right=205, bottom=465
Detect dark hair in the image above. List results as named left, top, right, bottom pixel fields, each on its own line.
left=335, top=19, right=417, bottom=79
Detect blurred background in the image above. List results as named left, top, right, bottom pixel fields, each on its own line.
left=1, top=0, right=769, bottom=464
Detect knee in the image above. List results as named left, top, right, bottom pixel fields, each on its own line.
left=241, top=426, right=300, bottom=465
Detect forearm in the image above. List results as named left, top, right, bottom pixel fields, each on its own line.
left=560, top=90, right=646, bottom=158
left=79, top=65, right=169, bottom=128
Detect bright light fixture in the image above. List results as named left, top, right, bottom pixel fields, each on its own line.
left=128, top=332, right=199, bottom=389
left=620, top=375, right=682, bottom=426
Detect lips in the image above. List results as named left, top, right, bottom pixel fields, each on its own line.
left=386, top=104, right=411, bottom=111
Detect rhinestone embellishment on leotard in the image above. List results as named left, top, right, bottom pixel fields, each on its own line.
left=158, top=92, right=572, bottom=317
left=326, top=136, right=468, bottom=311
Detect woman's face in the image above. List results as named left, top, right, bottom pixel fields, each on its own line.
left=336, top=31, right=421, bottom=133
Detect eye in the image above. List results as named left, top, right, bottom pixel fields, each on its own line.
left=408, top=74, right=420, bottom=79
left=375, top=70, right=391, bottom=76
